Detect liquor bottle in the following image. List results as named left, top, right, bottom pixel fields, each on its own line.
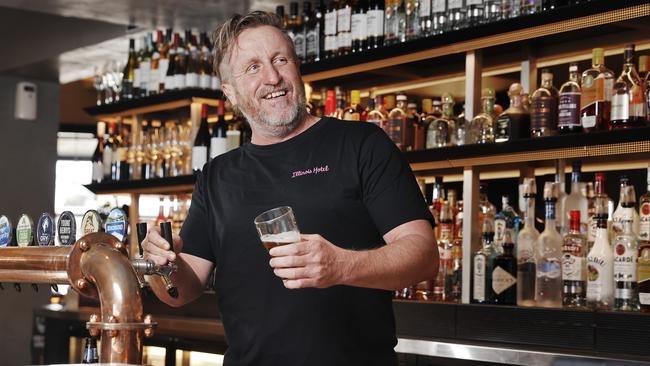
left=587, top=209, right=614, bottom=310
left=173, top=33, right=187, bottom=90
left=366, top=0, right=384, bottom=49
left=520, top=0, right=541, bottom=14
left=407, top=102, right=423, bottom=148
left=306, top=0, right=323, bottom=62
left=351, top=0, right=368, bottom=52
left=530, top=69, right=559, bottom=137
left=472, top=217, right=496, bottom=304
left=81, top=337, right=99, bottom=364
left=580, top=48, right=614, bottom=132
left=185, top=31, right=200, bottom=89
left=611, top=44, right=647, bottom=129
left=535, top=182, right=563, bottom=308
left=612, top=176, right=640, bottom=238
left=449, top=225, right=463, bottom=302
left=210, top=100, right=228, bottom=159
left=425, top=96, right=451, bottom=148
left=554, top=160, right=567, bottom=234
left=92, top=122, right=105, bottom=184
left=639, top=238, right=650, bottom=313
left=366, top=95, right=388, bottom=129
left=288, top=2, right=305, bottom=61
left=337, top=0, right=352, bottom=56
left=192, top=104, right=210, bottom=172
left=110, top=124, right=126, bottom=181
left=466, top=0, right=484, bottom=27
left=492, top=232, right=517, bottom=305
left=430, top=176, right=445, bottom=234
left=640, top=165, right=650, bottom=242
left=121, top=39, right=136, bottom=100
left=558, top=63, right=582, bottom=133
left=198, top=33, right=211, bottom=89
left=484, top=0, right=502, bottom=23
left=419, top=0, right=432, bottom=37
left=277, top=5, right=288, bottom=27
left=435, top=201, right=454, bottom=301
left=343, top=90, right=363, bottom=120
left=162, top=32, right=176, bottom=92
left=387, top=94, right=414, bottom=151
left=587, top=173, right=611, bottom=251
left=404, top=0, right=420, bottom=40
left=324, top=0, right=338, bottom=59
left=148, top=32, right=162, bottom=95
left=137, top=35, right=152, bottom=98
left=447, top=0, right=465, bottom=31
left=102, top=123, right=114, bottom=181
left=226, top=124, right=242, bottom=152
left=384, top=0, right=398, bottom=45
left=414, top=99, right=432, bottom=150
left=431, top=97, right=443, bottom=117
left=562, top=210, right=588, bottom=308
left=613, top=208, right=640, bottom=312
left=495, top=83, right=530, bottom=142
left=473, top=88, right=496, bottom=144
left=431, top=0, right=447, bottom=34
left=494, top=195, right=519, bottom=255
left=561, top=161, right=589, bottom=236
left=478, top=182, right=496, bottom=232
left=641, top=56, right=650, bottom=123
left=517, top=178, right=539, bottom=307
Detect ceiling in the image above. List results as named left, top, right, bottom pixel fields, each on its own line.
left=0, top=0, right=285, bottom=83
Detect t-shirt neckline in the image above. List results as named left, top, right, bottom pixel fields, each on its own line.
left=243, top=117, right=328, bottom=155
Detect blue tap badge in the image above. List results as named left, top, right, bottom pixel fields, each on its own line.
left=105, top=208, right=127, bottom=242
left=0, top=215, right=12, bottom=247
left=57, top=211, right=77, bottom=246
left=36, top=213, right=55, bottom=246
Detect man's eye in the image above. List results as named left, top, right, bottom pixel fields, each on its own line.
left=247, top=64, right=260, bottom=73
left=274, top=57, right=288, bottom=65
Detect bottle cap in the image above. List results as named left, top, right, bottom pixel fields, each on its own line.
left=620, top=185, right=636, bottom=207
left=421, top=98, right=432, bottom=113
left=0, top=215, right=12, bottom=247
left=543, top=182, right=560, bottom=201
left=432, top=97, right=442, bottom=106
left=96, top=122, right=106, bottom=138
left=350, top=90, right=361, bottom=105
left=522, top=177, right=536, bottom=197
left=396, top=94, right=408, bottom=102
left=569, top=210, right=580, bottom=222
left=508, top=83, right=524, bottom=97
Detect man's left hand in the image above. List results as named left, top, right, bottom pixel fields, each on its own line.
left=268, top=234, right=348, bottom=289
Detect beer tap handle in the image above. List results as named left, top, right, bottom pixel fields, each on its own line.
left=136, top=223, right=148, bottom=257
left=159, top=222, right=179, bottom=298
left=131, top=223, right=150, bottom=289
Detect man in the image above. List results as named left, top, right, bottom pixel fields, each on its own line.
left=142, top=11, right=438, bottom=366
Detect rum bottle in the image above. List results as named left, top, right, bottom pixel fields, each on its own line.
left=425, top=94, right=455, bottom=148
left=562, top=210, right=588, bottom=307
left=613, top=214, right=640, bottom=311
left=386, top=94, right=413, bottom=151
left=612, top=176, right=640, bottom=238
left=534, top=182, right=563, bottom=308
left=466, top=0, right=484, bottom=27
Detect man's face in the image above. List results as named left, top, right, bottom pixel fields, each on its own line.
left=221, top=25, right=306, bottom=137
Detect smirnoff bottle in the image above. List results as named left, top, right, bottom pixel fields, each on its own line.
left=612, top=176, right=640, bottom=238
left=613, top=188, right=640, bottom=311
left=562, top=210, right=588, bottom=308
left=472, top=217, right=497, bottom=304
left=587, top=210, right=614, bottom=310
left=535, top=182, right=563, bottom=308
left=517, top=178, right=539, bottom=307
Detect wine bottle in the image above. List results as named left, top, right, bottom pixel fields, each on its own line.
left=210, top=100, right=228, bottom=159
left=192, top=104, right=210, bottom=172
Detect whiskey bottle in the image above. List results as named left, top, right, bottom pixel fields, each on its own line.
left=324, top=0, right=338, bottom=59
left=561, top=161, right=589, bottom=236
left=517, top=178, right=539, bottom=307
left=612, top=176, right=640, bottom=238
left=558, top=63, right=582, bottom=134
left=366, top=0, right=385, bottom=49
left=492, top=233, right=517, bottom=305
left=336, top=0, right=353, bottom=56
left=472, top=88, right=496, bottom=144
left=419, top=0, right=432, bottom=37
left=447, top=0, right=465, bottom=30
left=613, top=213, right=640, bottom=312
left=495, top=83, right=530, bottom=142
left=587, top=211, right=614, bottom=310
left=494, top=195, right=519, bottom=255
left=588, top=173, right=614, bottom=251
left=351, top=0, right=368, bottom=52
left=404, top=0, right=420, bottom=40
left=387, top=94, right=413, bottom=151
left=472, top=217, right=497, bottom=304
left=580, top=48, right=614, bottom=132
left=562, top=210, right=588, bottom=308
left=530, top=69, right=559, bottom=137
left=611, top=44, right=647, bottom=129
left=535, top=182, right=563, bottom=308
left=431, top=0, right=448, bottom=34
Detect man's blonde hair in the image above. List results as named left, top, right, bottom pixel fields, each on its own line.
left=211, top=11, right=296, bottom=81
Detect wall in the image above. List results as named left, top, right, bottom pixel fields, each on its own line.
left=0, top=74, right=59, bottom=365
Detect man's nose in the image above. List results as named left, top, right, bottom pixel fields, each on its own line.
left=262, top=64, right=281, bottom=85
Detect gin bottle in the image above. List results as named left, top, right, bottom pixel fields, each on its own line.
left=492, top=233, right=517, bottom=305
left=517, top=178, right=539, bottom=307
left=472, top=217, right=497, bottom=304
left=562, top=210, right=588, bottom=308
left=535, top=182, right=563, bottom=308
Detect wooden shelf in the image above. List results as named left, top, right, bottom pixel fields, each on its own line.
left=84, top=88, right=223, bottom=120
left=406, top=126, right=650, bottom=173
left=84, top=175, right=196, bottom=195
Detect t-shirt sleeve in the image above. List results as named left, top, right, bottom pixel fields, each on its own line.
left=179, top=168, right=215, bottom=263
left=359, top=128, right=435, bottom=236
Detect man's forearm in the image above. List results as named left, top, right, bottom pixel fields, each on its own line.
left=340, top=234, right=438, bottom=291
left=148, top=254, right=206, bottom=307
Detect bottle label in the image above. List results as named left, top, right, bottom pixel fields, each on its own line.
left=325, top=11, right=337, bottom=35
left=612, top=209, right=635, bottom=237
left=531, top=95, right=557, bottom=132
left=448, top=0, right=462, bottom=9
left=419, top=0, right=431, bottom=17
left=133, top=68, right=141, bottom=89
left=164, top=75, right=175, bottom=91
left=581, top=75, right=605, bottom=109
left=440, top=247, right=452, bottom=260
left=473, top=255, right=486, bottom=302
left=562, top=254, right=585, bottom=281
left=338, top=7, right=352, bottom=32
left=199, top=74, right=211, bottom=89
left=558, top=92, right=581, bottom=128
left=351, top=13, right=368, bottom=41
left=366, top=9, right=384, bottom=37
left=306, top=28, right=320, bottom=57
left=639, top=292, right=650, bottom=305
left=537, top=258, right=561, bottom=279
left=611, top=92, right=629, bottom=121
left=614, top=242, right=637, bottom=282
left=210, top=137, right=227, bottom=159
left=174, top=74, right=186, bottom=89
left=432, top=0, right=446, bottom=12
left=140, top=61, right=151, bottom=89
left=588, top=216, right=597, bottom=243
left=495, top=114, right=511, bottom=141
left=294, top=33, right=306, bottom=59
left=158, top=59, right=170, bottom=85
left=324, top=35, right=336, bottom=52
left=192, top=146, right=208, bottom=171
left=494, top=219, right=506, bottom=253
left=640, top=202, right=650, bottom=241
left=492, top=266, right=516, bottom=295
left=185, top=73, right=199, bottom=88
left=630, top=85, right=645, bottom=118
left=337, top=31, right=352, bottom=49
left=581, top=115, right=597, bottom=128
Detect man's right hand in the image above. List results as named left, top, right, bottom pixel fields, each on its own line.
left=142, top=226, right=184, bottom=266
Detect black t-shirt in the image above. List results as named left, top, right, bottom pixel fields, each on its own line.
left=180, top=117, right=434, bottom=366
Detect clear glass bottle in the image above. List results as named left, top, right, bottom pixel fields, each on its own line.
left=530, top=69, right=559, bottom=137
left=405, top=0, right=420, bottom=40
left=580, top=48, right=614, bottom=132
left=612, top=176, right=640, bottom=238
left=611, top=44, right=647, bottom=129
left=587, top=209, right=614, bottom=310
left=613, top=213, right=640, bottom=312
left=472, top=217, right=497, bottom=304
left=431, top=0, right=448, bottom=34
left=427, top=93, right=456, bottom=148
left=494, top=195, right=519, bottom=255
left=447, top=0, right=466, bottom=30
left=473, top=88, right=496, bottom=144
left=384, top=0, right=406, bottom=45
left=479, top=182, right=497, bottom=232
left=484, top=0, right=502, bottom=23
left=418, top=0, right=432, bottom=37
left=535, top=182, right=563, bottom=308
left=558, top=63, right=582, bottom=134
left=561, top=161, right=589, bottom=236
left=437, top=201, right=454, bottom=301
left=495, top=83, right=530, bottom=142
left=562, top=210, right=588, bottom=308
left=465, top=0, right=484, bottom=27
left=517, top=178, right=539, bottom=307
left=588, top=173, right=614, bottom=251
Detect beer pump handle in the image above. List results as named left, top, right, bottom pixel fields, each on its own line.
left=159, top=222, right=179, bottom=298
left=136, top=223, right=148, bottom=257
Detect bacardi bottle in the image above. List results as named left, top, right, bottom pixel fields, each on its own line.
left=562, top=210, right=588, bottom=308
left=535, top=182, right=563, bottom=308
left=517, top=178, right=539, bottom=307
left=613, top=189, right=640, bottom=311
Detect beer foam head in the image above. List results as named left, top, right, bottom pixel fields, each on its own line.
left=260, top=231, right=300, bottom=244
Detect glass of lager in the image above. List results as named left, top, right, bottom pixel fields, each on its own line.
left=254, top=206, right=300, bottom=251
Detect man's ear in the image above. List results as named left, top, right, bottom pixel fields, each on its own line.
left=221, top=83, right=237, bottom=106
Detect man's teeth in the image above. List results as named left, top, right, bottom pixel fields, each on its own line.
left=264, top=90, right=287, bottom=99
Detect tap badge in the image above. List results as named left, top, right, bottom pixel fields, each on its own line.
left=0, top=215, right=12, bottom=247
left=81, top=210, right=102, bottom=236
left=105, top=208, right=128, bottom=243
left=57, top=211, right=77, bottom=246
left=36, top=213, right=55, bottom=246
left=16, top=214, right=34, bottom=247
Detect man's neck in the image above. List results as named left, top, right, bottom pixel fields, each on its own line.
left=251, top=114, right=321, bottom=146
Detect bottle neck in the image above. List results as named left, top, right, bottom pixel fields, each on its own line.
left=544, top=200, right=556, bottom=228
left=569, top=71, right=579, bottom=83
left=510, top=95, right=522, bottom=109
left=524, top=196, right=535, bottom=226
